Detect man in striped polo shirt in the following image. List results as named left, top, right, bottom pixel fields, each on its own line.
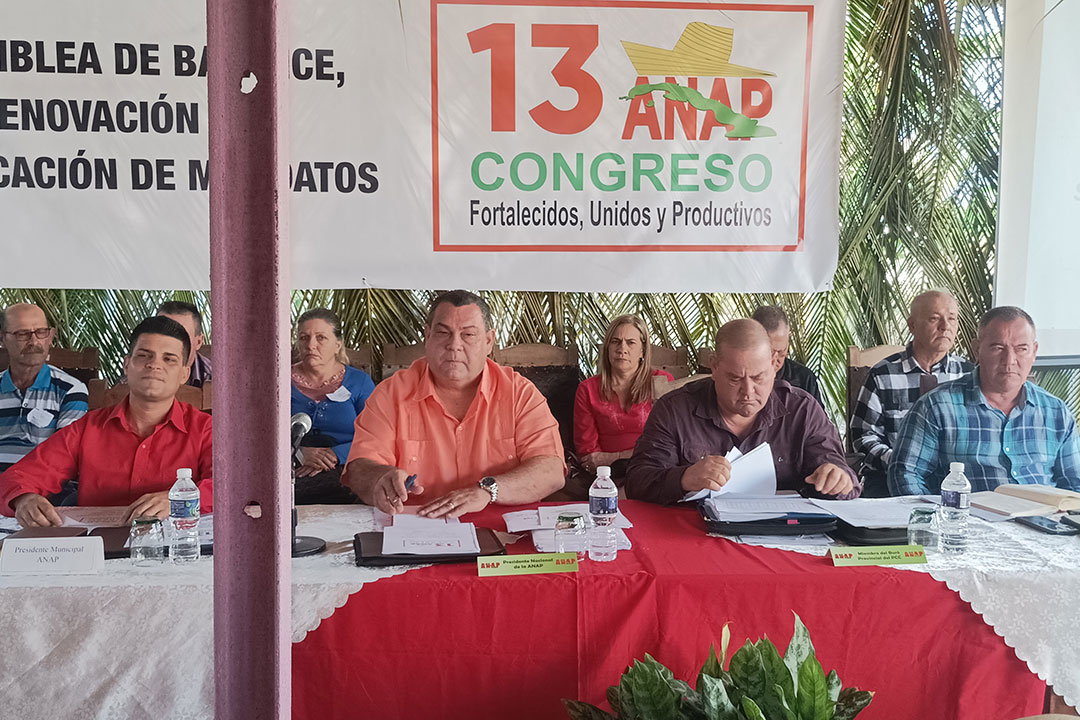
left=0, top=303, right=88, bottom=472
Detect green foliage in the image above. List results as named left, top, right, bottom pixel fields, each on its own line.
left=563, top=615, right=873, bottom=720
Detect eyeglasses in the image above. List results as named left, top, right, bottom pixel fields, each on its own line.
left=3, top=328, right=52, bottom=341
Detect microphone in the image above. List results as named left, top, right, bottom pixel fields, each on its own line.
left=288, top=411, right=325, bottom=558
left=290, top=412, right=312, bottom=449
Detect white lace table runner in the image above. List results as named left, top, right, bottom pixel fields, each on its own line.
left=713, top=502, right=1080, bottom=708
left=0, top=505, right=425, bottom=719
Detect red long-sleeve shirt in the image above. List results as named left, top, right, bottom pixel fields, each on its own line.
left=0, top=398, right=213, bottom=514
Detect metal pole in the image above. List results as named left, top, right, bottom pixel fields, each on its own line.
left=207, top=0, right=291, bottom=716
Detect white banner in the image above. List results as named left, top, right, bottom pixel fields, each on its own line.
left=0, top=0, right=844, bottom=291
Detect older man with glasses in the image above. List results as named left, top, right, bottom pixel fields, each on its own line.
left=0, top=303, right=88, bottom=472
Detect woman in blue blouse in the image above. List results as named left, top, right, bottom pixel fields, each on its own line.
left=290, top=308, right=375, bottom=503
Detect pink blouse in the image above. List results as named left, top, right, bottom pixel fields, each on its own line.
left=573, top=369, right=674, bottom=455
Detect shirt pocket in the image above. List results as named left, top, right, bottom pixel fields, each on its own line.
left=489, top=435, right=518, bottom=472
left=400, top=439, right=425, bottom=476
left=679, top=443, right=713, bottom=467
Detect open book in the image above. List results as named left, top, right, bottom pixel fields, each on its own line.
left=970, top=484, right=1080, bottom=518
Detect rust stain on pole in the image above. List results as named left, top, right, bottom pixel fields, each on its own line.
left=208, top=0, right=291, bottom=717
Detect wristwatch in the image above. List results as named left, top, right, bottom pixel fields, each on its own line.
left=479, top=476, right=499, bottom=504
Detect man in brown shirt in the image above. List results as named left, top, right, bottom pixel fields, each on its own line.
left=625, top=319, right=860, bottom=505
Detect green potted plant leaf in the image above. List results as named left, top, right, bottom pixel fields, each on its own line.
left=564, top=613, right=873, bottom=720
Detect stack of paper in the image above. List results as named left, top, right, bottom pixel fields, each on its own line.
left=704, top=495, right=833, bottom=522
left=373, top=507, right=461, bottom=530
left=680, top=443, right=777, bottom=501
left=503, top=504, right=634, bottom=553
left=531, top=528, right=632, bottom=552
left=503, top=504, right=633, bottom=533
left=809, top=497, right=923, bottom=528
left=381, top=522, right=481, bottom=555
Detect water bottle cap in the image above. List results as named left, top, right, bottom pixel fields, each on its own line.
left=177, top=468, right=193, bottom=480
left=596, top=466, right=611, bottom=478
left=949, top=462, right=964, bottom=473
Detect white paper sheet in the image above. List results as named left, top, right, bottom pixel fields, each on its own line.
left=504, top=505, right=633, bottom=532
left=681, top=443, right=777, bottom=501
left=737, top=534, right=834, bottom=548
left=536, top=504, right=632, bottom=529
left=531, top=528, right=632, bottom=552
left=381, top=522, right=481, bottom=555
left=59, top=507, right=128, bottom=528
left=373, top=506, right=461, bottom=530
left=503, top=509, right=544, bottom=533
left=809, top=497, right=923, bottom=528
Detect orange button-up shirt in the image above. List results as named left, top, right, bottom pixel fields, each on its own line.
left=0, top=398, right=213, bottom=513
left=346, top=358, right=564, bottom=501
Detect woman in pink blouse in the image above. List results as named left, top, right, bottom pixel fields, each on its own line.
left=574, top=315, right=673, bottom=478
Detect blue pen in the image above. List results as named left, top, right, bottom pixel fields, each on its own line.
left=405, top=474, right=417, bottom=492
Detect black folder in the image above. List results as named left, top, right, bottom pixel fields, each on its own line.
left=699, top=502, right=838, bottom=536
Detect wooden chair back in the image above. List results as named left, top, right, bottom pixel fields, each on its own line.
left=381, top=342, right=426, bottom=378
left=0, top=347, right=101, bottom=384
left=696, top=348, right=715, bottom=374
left=345, top=345, right=375, bottom=378
left=492, top=343, right=578, bottom=367
left=650, top=346, right=690, bottom=379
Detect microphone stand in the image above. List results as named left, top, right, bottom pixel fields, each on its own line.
left=292, top=442, right=327, bottom=557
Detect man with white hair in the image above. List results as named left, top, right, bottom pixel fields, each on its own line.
left=0, top=303, right=87, bottom=472
left=850, top=290, right=973, bottom=495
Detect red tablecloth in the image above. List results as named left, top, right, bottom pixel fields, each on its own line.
left=293, top=501, right=1045, bottom=719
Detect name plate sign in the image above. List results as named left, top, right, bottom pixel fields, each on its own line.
left=0, top=537, right=105, bottom=574
left=477, top=553, right=578, bottom=577
left=830, top=545, right=928, bottom=567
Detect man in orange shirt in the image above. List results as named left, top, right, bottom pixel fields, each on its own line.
left=343, top=290, right=565, bottom=518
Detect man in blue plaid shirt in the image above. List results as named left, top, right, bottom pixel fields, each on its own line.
left=850, top=291, right=973, bottom=495
left=888, top=306, right=1080, bottom=495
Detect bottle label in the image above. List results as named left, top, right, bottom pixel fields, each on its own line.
left=941, top=490, right=969, bottom=509
left=589, top=495, right=618, bottom=515
left=170, top=498, right=200, bottom=519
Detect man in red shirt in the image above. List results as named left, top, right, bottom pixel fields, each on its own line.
left=0, top=316, right=213, bottom=527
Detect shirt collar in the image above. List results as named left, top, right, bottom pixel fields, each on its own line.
left=693, top=377, right=788, bottom=429
left=901, top=343, right=963, bottom=375
left=966, top=367, right=1034, bottom=410
left=0, top=365, right=51, bottom=393
left=105, top=396, right=189, bottom=434
left=415, top=358, right=494, bottom=402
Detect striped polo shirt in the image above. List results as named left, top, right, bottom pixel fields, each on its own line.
left=0, top=364, right=88, bottom=472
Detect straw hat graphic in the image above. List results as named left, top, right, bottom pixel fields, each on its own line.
left=621, top=22, right=775, bottom=77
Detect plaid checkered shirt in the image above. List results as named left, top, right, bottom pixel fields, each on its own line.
left=887, top=369, right=1080, bottom=495
left=850, top=345, right=973, bottom=474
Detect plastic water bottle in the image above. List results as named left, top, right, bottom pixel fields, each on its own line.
left=938, top=462, right=970, bottom=554
left=168, top=468, right=201, bottom=563
left=588, top=466, right=619, bottom=562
